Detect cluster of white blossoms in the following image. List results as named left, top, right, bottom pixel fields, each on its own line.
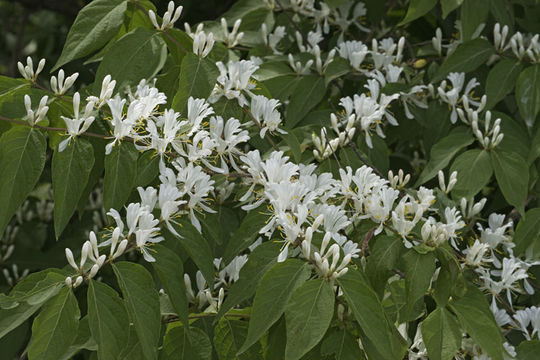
left=493, top=23, right=540, bottom=62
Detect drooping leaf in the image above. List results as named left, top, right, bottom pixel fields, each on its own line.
left=515, top=64, right=540, bottom=128
left=432, top=39, right=494, bottom=83
left=87, top=280, right=129, bottom=360
left=53, top=0, right=128, bottom=70
left=485, top=59, right=523, bottom=109
left=161, top=325, right=212, bottom=360
left=52, top=138, right=94, bottom=238
left=284, top=279, right=335, bottom=360
left=0, top=126, right=46, bottom=236
left=337, top=269, right=406, bottom=359
left=103, top=141, right=138, bottom=211
left=239, top=259, right=311, bottom=353
left=449, top=284, right=504, bottom=360
left=285, top=75, right=326, bottom=128
left=217, top=241, right=280, bottom=321
left=95, top=27, right=167, bottom=90
left=490, top=149, right=529, bottom=214
left=171, top=53, right=219, bottom=113
left=27, top=287, right=80, bottom=360
left=420, top=307, right=462, bottom=360
left=151, top=244, right=189, bottom=327
left=113, top=262, right=160, bottom=360
left=449, top=149, right=493, bottom=199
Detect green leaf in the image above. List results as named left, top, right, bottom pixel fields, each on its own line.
left=441, top=0, right=464, bottom=19
left=135, top=150, right=159, bottom=187
left=171, top=53, right=219, bottom=113
left=53, top=0, right=128, bottom=70
left=490, top=149, right=529, bottom=214
left=420, top=307, right=461, bottom=360
left=161, top=325, right=212, bottom=360
left=320, top=329, right=363, bottom=360
left=399, top=0, right=438, bottom=25
left=169, top=220, right=215, bottom=288
left=403, top=250, right=436, bottom=321
left=460, top=0, right=489, bottom=41
left=59, top=316, right=98, bottom=360
left=95, top=27, right=167, bottom=90
left=485, top=59, right=523, bottom=110
left=285, top=75, right=326, bottom=128
left=365, top=235, right=403, bottom=297
left=0, top=269, right=66, bottom=309
left=515, top=64, right=540, bottom=127
left=0, top=302, right=41, bottom=339
left=52, top=139, right=94, bottom=238
left=449, top=149, right=493, bottom=199
left=432, top=39, right=494, bottom=83
left=284, top=279, right=335, bottom=360
left=337, top=269, right=406, bottom=359
left=0, top=126, right=46, bottom=236
left=217, top=241, right=280, bottom=321
left=489, top=0, right=514, bottom=31
left=324, top=57, right=351, bottom=86
left=27, top=287, right=80, bottom=360
left=514, top=208, right=540, bottom=256
left=113, top=262, right=160, bottom=360
left=239, top=259, right=311, bottom=353
left=103, top=141, right=138, bottom=211
left=254, top=61, right=293, bottom=82
left=214, top=318, right=262, bottom=360
left=87, top=280, right=129, bottom=360
left=151, top=244, right=189, bottom=327
left=517, top=340, right=540, bottom=360
left=223, top=209, right=269, bottom=264
left=415, top=127, right=473, bottom=186
left=449, top=284, right=504, bottom=360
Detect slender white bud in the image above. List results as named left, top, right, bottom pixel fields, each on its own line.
left=88, top=264, right=100, bottom=279
left=65, top=248, right=78, bottom=270
left=74, top=276, right=83, bottom=287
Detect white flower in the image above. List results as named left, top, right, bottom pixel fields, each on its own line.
left=17, top=57, right=45, bottom=81
left=50, top=69, right=79, bottom=96
left=464, top=239, right=492, bottom=267
left=250, top=95, right=286, bottom=138
left=148, top=1, right=183, bottom=31
left=221, top=18, right=244, bottom=48
left=436, top=72, right=479, bottom=123
left=24, top=95, right=49, bottom=126
left=87, top=75, right=116, bottom=108
left=193, top=31, right=215, bottom=58
left=211, top=60, right=259, bottom=106
left=336, top=40, right=369, bottom=70
left=59, top=92, right=95, bottom=152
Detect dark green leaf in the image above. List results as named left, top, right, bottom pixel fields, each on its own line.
left=432, top=39, right=494, bottom=83
left=0, top=126, right=46, bottom=236
left=491, top=149, right=529, bottom=214
left=223, top=209, right=268, bottom=264
left=513, top=208, right=540, bottom=256
left=27, top=287, right=80, bottom=360
left=284, top=279, right=334, bottom=360
left=161, top=325, right=212, bottom=360
left=403, top=250, right=436, bottom=321
left=441, top=0, right=463, bottom=19
left=449, top=149, right=493, bottom=199
left=517, top=340, right=540, bottom=360
left=320, top=329, right=363, bottom=360
left=52, top=138, right=94, bottom=238
left=365, top=235, right=403, bottom=297
left=0, top=302, right=41, bottom=339
left=460, top=0, right=489, bottom=41
left=485, top=59, right=523, bottom=110
left=399, top=0, right=438, bottom=25
left=103, top=141, right=138, bottom=211
left=421, top=307, right=461, bottom=360
left=214, top=318, right=262, bottom=360
left=285, top=75, right=326, bottom=128
left=54, top=0, right=128, bottom=70
left=515, top=64, right=540, bottom=127
left=449, top=284, right=504, bottom=360
left=239, top=259, right=311, bottom=353
left=87, top=280, right=129, bottom=360
left=113, top=262, right=160, bottom=360
left=135, top=150, right=159, bottom=187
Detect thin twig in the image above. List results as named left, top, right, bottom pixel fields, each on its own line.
left=0, top=115, right=109, bottom=139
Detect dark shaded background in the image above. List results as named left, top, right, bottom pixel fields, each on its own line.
left=0, top=0, right=236, bottom=77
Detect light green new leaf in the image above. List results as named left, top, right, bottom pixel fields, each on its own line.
left=0, top=126, right=46, bottom=237
left=285, top=75, right=326, bottom=128
left=214, top=318, right=262, bottom=360
left=432, top=39, right=494, bottom=83
left=491, top=149, right=529, bottom=214
left=87, top=280, right=129, bottom=360
left=103, top=141, right=138, bottom=211
left=337, top=269, right=406, bottom=359
left=52, top=138, right=94, bottom=238
left=27, top=287, right=80, bottom=360
left=171, top=53, right=219, bottom=113
left=95, top=27, right=167, bottom=90
left=449, top=284, right=504, bottom=360
left=217, top=242, right=280, bottom=321
left=513, top=208, right=540, bottom=257
left=416, top=127, right=473, bottom=186
left=239, top=259, right=311, bottom=354
left=515, top=64, right=540, bottom=127
left=161, top=325, right=212, bottom=360
left=421, top=307, right=461, bottom=360
left=399, top=0, right=437, bottom=25
left=284, top=279, right=335, bottom=360
left=53, top=0, right=128, bottom=70
left=485, top=59, right=522, bottom=109
left=320, top=329, right=363, bottom=360
left=449, top=149, right=493, bottom=199
left=151, top=244, right=189, bottom=327
left=403, top=250, right=436, bottom=321
left=170, top=220, right=215, bottom=288
left=113, top=262, right=160, bottom=360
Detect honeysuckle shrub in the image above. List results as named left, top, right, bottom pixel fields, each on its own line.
left=0, top=0, right=539, bottom=358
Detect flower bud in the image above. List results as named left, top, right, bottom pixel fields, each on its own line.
left=65, top=248, right=78, bottom=270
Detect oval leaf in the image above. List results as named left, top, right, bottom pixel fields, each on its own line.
left=449, top=149, right=493, bottom=199
left=103, top=141, right=138, bottom=211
